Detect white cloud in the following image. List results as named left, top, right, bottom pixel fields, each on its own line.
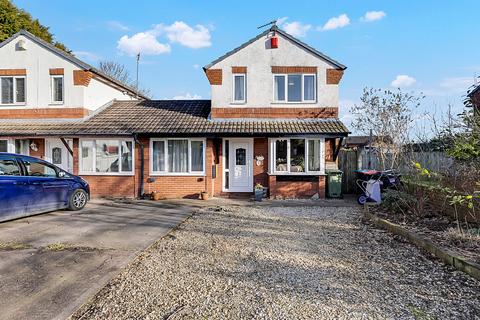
left=107, top=20, right=130, bottom=31
left=391, top=75, right=417, bottom=88
left=172, top=92, right=202, bottom=100
left=277, top=17, right=311, bottom=37
left=117, top=32, right=171, bottom=56
left=154, top=21, right=211, bottom=49
left=320, top=14, right=350, bottom=31
left=439, top=77, right=474, bottom=92
left=361, top=11, right=386, bottom=22
left=73, top=51, right=101, bottom=62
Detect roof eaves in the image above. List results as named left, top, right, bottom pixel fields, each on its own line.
left=203, top=26, right=346, bottom=71
left=0, top=30, right=147, bottom=99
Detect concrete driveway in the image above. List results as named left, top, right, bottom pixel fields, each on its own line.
left=0, top=199, right=204, bottom=320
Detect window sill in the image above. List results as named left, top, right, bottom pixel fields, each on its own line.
left=49, top=102, right=64, bottom=106
left=149, top=172, right=206, bottom=177
left=0, top=103, right=27, bottom=106
left=268, top=172, right=326, bottom=176
left=79, top=172, right=135, bottom=176
left=271, top=101, right=317, bottom=105
left=230, top=102, right=246, bottom=105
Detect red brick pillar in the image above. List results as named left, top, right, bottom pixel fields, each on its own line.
left=318, top=176, right=326, bottom=198
left=268, top=175, right=276, bottom=199
left=72, top=138, right=79, bottom=175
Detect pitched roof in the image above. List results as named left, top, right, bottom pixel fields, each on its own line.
left=204, top=26, right=346, bottom=70
left=0, top=100, right=350, bottom=136
left=0, top=30, right=148, bottom=99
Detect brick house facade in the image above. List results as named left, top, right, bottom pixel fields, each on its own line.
left=0, top=26, right=349, bottom=199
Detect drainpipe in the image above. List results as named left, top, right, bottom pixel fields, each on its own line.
left=133, top=134, right=145, bottom=198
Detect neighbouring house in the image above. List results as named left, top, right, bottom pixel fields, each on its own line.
left=469, top=83, right=480, bottom=117
left=0, top=30, right=145, bottom=171
left=0, top=26, right=349, bottom=199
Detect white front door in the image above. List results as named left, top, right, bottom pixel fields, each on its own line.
left=45, top=138, right=73, bottom=173
left=229, top=139, right=253, bottom=192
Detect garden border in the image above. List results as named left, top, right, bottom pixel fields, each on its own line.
left=363, top=206, right=480, bottom=281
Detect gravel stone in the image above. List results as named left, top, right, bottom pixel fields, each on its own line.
left=71, top=205, right=480, bottom=320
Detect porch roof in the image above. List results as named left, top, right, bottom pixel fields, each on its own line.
left=0, top=100, right=350, bottom=137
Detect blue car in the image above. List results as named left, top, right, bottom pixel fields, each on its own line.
left=0, top=153, right=90, bottom=222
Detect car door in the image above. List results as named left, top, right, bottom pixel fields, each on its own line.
left=21, top=157, right=70, bottom=212
left=0, top=155, right=32, bottom=222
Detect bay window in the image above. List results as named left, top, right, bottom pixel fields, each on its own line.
left=150, top=138, right=205, bottom=175
left=271, top=138, right=325, bottom=174
left=80, top=139, right=134, bottom=174
left=273, top=74, right=316, bottom=103
left=1, top=76, right=26, bottom=104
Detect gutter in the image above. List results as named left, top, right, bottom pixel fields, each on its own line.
left=133, top=133, right=145, bottom=198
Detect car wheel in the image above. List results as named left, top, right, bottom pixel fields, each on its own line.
left=357, top=194, right=368, bottom=205
left=69, top=189, right=88, bottom=211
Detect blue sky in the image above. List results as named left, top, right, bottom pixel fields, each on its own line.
left=13, top=0, right=480, bottom=132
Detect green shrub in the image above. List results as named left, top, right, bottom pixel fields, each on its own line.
left=381, top=189, right=418, bottom=216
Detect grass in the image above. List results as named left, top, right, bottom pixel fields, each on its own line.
left=0, top=241, right=32, bottom=250
left=43, top=242, right=98, bottom=252
left=406, top=304, right=434, bottom=320
left=446, top=227, right=480, bottom=244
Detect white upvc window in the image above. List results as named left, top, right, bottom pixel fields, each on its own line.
left=150, top=138, right=206, bottom=175
left=1, top=76, right=26, bottom=105
left=273, top=74, right=316, bottom=103
left=79, top=139, right=134, bottom=175
left=51, top=75, right=64, bottom=104
left=232, top=74, right=246, bottom=103
left=269, top=137, right=325, bottom=174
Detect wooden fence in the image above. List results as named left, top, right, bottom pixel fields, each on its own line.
left=338, top=149, right=455, bottom=193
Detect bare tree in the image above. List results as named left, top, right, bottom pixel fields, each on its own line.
left=98, top=60, right=152, bottom=98
left=99, top=61, right=131, bottom=85
left=351, top=88, right=424, bottom=170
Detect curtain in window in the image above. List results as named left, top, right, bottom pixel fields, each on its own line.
left=121, top=141, right=133, bottom=171
left=15, top=139, right=29, bottom=155
left=308, top=140, right=321, bottom=171
left=304, top=75, right=315, bottom=101
left=15, top=78, right=25, bottom=103
left=1, top=78, right=13, bottom=104
left=96, top=140, right=119, bottom=172
left=0, top=140, right=7, bottom=152
left=287, top=75, right=301, bottom=102
left=290, top=139, right=305, bottom=172
left=275, top=140, right=288, bottom=171
left=274, top=76, right=285, bottom=101
left=234, top=75, right=245, bottom=101
left=152, top=141, right=165, bottom=171
left=168, top=140, right=188, bottom=172
left=53, top=77, right=63, bottom=102
left=191, top=141, right=203, bottom=171
left=81, top=140, right=94, bottom=172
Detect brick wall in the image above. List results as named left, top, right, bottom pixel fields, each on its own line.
left=268, top=175, right=326, bottom=199
left=29, top=138, right=45, bottom=159
left=205, top=69, right=222, bottom=85
left=271, top=66, right=317, bottom=73
left=326, top=69, right=344, bottom=84
left=0, top=107, right=90, bottom=119
left=0, top=69, right=26, bottom=76
left=73, top=70, right=93, bottom=86
left=211, top=107, right=338, bottom=119
left=254, top=138, right=268, bottom=188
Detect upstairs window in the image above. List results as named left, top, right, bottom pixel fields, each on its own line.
left=273, top=74, right=316, bottom=103
left=1, top=76, right=26, bottom=104
left=233, top=74, right=246, bottom=103
left=51, top=75, right=63, bottom=103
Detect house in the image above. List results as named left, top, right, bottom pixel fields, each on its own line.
left=469, top=83, right=480, bottom=117
left=0, top=26, right=349, bottom=199
left=0, top=30, right=144, bottom=171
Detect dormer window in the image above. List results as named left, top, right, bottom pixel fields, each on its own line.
left=51, top=75, right=64, bottom=104
left=274, top=74, right=316, bottom=103
left=233, top=74, right=246, bottom=103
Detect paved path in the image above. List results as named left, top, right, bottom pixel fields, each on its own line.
left=0, top=200, right=200, bottom=320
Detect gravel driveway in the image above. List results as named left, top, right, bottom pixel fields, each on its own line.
left=72, top=203, right=480, bottom=319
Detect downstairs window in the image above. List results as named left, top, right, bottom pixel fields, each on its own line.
left=270, top=138, right=325, bottom=174
left=150, top=138, right=205, bottom=175
left=80, top=139, right=134, bottom=174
